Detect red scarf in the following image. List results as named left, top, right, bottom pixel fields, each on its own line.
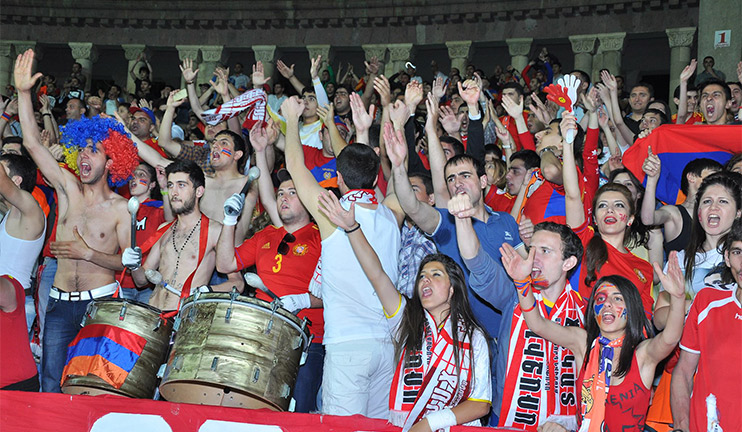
left=499, top=284, right=585, bottom=430
left=389, top=311, right=473, bottom=430
left=200, top=88, right=267, bottom=130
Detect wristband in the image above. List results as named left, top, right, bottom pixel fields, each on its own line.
left=185, top=81, right=195, bottom=85
left=344, top=223, right=361, bottom=234
left=521, top=302, right=537, bottom=312
left=539, top=147, right=555, bottom=157
left=42, top=113, right=52, bottom=117
left=160, top=190, right=168, bottom=195
left=502, top=144, right=512, bottom=149
left=425, top=408, right=457, bottom=431
left=223, top=214, right=239, bottom=226
left=1, top=112, right=10, bottom=121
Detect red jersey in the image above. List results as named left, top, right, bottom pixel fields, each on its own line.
left=303, top=146, right=337, bottom=188
left=680, top=286, right=742, bottom=432
left=573, top=221, right=653, bottom=314
left=499, top=113, right=530, bottom=150
left=234, top=223, right=324, bottom=341
left=144, top=137, right=168, bottom=159
left=520, top=167, right=588, bottom=226
left=0, top=275, right=38, bottom=387
left=484, top=186, right=515, bottom=213
left=121, top=199, right=166, bottom=289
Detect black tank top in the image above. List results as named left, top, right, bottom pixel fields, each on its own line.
left=663, top=205, right=692, bottom=253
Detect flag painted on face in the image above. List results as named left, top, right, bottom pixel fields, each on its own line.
left=622, top=125, right=740, bottom=204
left=62, top=324, right=147, bottom=389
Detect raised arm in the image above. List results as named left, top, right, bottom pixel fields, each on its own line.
left=157, top=90, right=187, bottom=157
left=561, top=113, right=585, bottom=228
left=250, top=123, right=281, bottom=227
left=424, top=94, right=450, bottom=208
left=281, top=96, right=335, bottom=237
left=318, top=190, right=401, bottom=315
left=350, top=92, right=372, bottom=145
left=115, top=112, right=172, bottom=170
left=14, top=50, right=69, bottom=191
left=360, top=57, right=380, bottom=108
left=459, top=75, right=485, bottom=161
left=180, top=58, right=205, bottom=119
left=500, top=242, right=586, bottom=358
left=602, top=71, right=634, bottom=145
left=387, top=122, right=441, bottom=234
left=276, top=60, right=305, bottom=94
left=38, top=94, right=59, bottom=144
left=501, top=95, right=529, bottom=136
left=317, top=103, right=347, bottom=157
left=310, top=56, right=329, bottom=108
left=675, top=59, right=697, bottom=124
left=0, top=161, right=43, bottom=220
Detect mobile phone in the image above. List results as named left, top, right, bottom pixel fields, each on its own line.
left=173, top=89, right=188, bottom=101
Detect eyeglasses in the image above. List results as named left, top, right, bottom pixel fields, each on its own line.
left=277, top=232, right=296, bottom=256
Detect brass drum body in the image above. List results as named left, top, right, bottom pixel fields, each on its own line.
left=62, top=298, right=172, bottom=398
left=159, top=292, right=310, bottom=411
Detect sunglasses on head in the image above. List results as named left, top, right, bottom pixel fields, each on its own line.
left=277, top=232, right=296, bottom=255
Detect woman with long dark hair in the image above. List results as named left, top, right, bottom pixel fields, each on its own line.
left=500, top=243, right=686, bottom=431
left=318, top=191, right=491, bottom=432
left=561, top=114, right=654, bottom=315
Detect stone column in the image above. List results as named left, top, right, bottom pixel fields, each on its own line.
left=252, top=45, right=277, bottom=83
left=0, top=41, right=13, bottom=92
left=569, top=35, right=597, bottom=77
left=122, top=44, right=146, bottom=94
left=306, top=44, right=331, bottom=78
left=666, top=27, right=696, bottom=114
left=200, top=45, right=225, bottom=86
left=445, top=41, right=472, bottom=75
left=68, top=42, right=97, bottom=92
left=175, top=45, right=201, bottom=89
left=386, top=43, right=414, bottom=77
left=505, top=38, right=533, bottom=74
left=597, top=32, right=626, bottom=77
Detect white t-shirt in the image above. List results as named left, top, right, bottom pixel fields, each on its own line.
left=662, top=247, right=724, bottom=295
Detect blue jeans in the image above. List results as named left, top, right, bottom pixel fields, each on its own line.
left=120, top=287, right=153, bottom=303
left=292, top=342, right=325, bottom=413
left=36, top=257, right=57, bottom=345
left=41, top=295, right=108, bottom=392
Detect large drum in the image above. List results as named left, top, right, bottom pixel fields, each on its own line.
left=61, top=298, right=172, bottom=398
left=159, top=292, right=310, bottom=411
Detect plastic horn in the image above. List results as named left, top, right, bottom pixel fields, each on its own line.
left=239, top=166, right=261, bottom=198
left=127, top=197, right=140, bottom=248
left=243, top=272, right=282, bottom=303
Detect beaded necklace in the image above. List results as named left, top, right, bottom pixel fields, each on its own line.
left=170, top=218, right=201, bottom=285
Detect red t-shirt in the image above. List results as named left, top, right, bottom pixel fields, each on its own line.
left=144, top=137, right=168, bottom=159
left=120, top=200, right=166, bottom=289
left=0, top=275, right=38, bottom=387
left=521, top=167, right=588, bottom=226
left=484, top=186, right=515, bottom=213
left=303, top=146, right=337, bottom=189
left=573, top=221, right=653, bottom=314
left=680, top=286, right=742, bottom=432
left=234, top=223, right=324, bottom=341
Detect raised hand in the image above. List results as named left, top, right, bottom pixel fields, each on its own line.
left=310, top=55, right=323, bottom=80
left=447, top=193, right=476, bottom=219
left=431, top=76, right=447, bottom=101
left=373, top=75, right=392, bottom=107
left=500, top=94, right=524, bottom=119
left=580, top=89, right=598, bottom=113
left=438, top=105, right=464, bottom=135
left=424, top=92, right=440, bottom=131
left=389, top=100, right=411, bottom=131
left=13, top=49, right=43, bottom=92
left=39, top=93, right=50, bottom=113
left=458, top=76, right=481, bottom=106
left=384, top=121, right=408, bottom=168
left=223, top=193, right=245, bottom=226
left=404, top=80, right=424, bottom=112
left=642, top=145, right=661, bottom=179
left=364, top=56, right=380, bottom=75
left=180, top=58, right=199, bottom=84
left=280, top=96, right=305, bottom=121
left=40, top=129, right=52, bottom=147
left=679, top=59, right=697, bottom=84
left=316, top=103, right=335, bottom=128
left=317, top=190, right=356, bottom=231
left=595, top=83, right=611, bottom=106
left=559, top=112, right=577, bottom=143
left=5, top=98, right=18, bottom=116
left=350, top=92, right=373, bottom=134
left=252, top=61, right=270, bottom=87
left=653, top=251, right=685, bottom=299
left=156, top=165, right=167, bottom=190
left=249, top=123, right=271, bottom=153
left=499, top=242, right=535, bottom=282
left=518, top=216, right=535, bottom=243
left=210, top=69, right=229, bottom=96
left=49, top=144, right=65, bottom=161
left=276, top=60, right=295, bottom=79
left=601, top=70, right=617, bottom=92
left=494, top=119, right=513, bottom=145
left=166, top=89, right=186, bottom=109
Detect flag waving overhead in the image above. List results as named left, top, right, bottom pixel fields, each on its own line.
left=622, top=125, right=741, bottom=204
left=62, top=324, right=147, bottom=389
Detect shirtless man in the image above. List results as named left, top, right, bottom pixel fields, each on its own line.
left=15, top=50, right=136, bottom=392
left=123, top=160, right=223, bottom=311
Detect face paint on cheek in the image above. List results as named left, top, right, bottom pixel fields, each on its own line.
left=618, top=307, right=626, bottom=319
left=221, top=148, right=233, bottom=157
left=619, top=214, right=627, bottom=222
left=138, top=179, right=148, bottom=186
left=594, top=302, right=605, bottom=320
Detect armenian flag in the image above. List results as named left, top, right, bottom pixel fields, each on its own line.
left=62, top=324, right=147, bottom=389
left=622, top=125, right=741, bottom=204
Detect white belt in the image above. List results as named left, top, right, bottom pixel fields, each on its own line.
left=50, top=283, right=118, bottom=301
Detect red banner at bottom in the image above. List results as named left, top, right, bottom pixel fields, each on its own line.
left=0, top=391, right=506, bottom=432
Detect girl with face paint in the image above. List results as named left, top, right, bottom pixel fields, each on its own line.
left=501, top=244, right=687, bottom=431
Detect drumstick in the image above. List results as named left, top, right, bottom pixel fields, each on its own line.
left=244, top=272, right=281, bottom=303
left=127, top=197, right=140, bottom=249
left=239, top=166, right=261, bottom=198
left=145, top=269, right=180, bottom=296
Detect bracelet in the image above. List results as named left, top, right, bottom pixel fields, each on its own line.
left=42, top=113, right=51, bottom=117
left=344, top=223, right=361, bottom=234
left=425, top=408, right=457, bottom=431
left=1, top=112, right=10, bottom=121
left=521, top=302, right=537, bottom=313
left=185, top=81, right=194, bottom=85
left=160, top=190, right=168, bottom=195
left=539, top=147, right=555, bottom=157
left=502, top=144, right=512, bottom=149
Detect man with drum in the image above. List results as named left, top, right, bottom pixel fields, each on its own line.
left=15, top=50, right=137, bottom=393
left=123, top=160, right=225, bottom=312
left=216, top=133, right=323, bottom=413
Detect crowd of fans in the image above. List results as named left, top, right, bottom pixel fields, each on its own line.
left=0, top=44, right=741, bottom=432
